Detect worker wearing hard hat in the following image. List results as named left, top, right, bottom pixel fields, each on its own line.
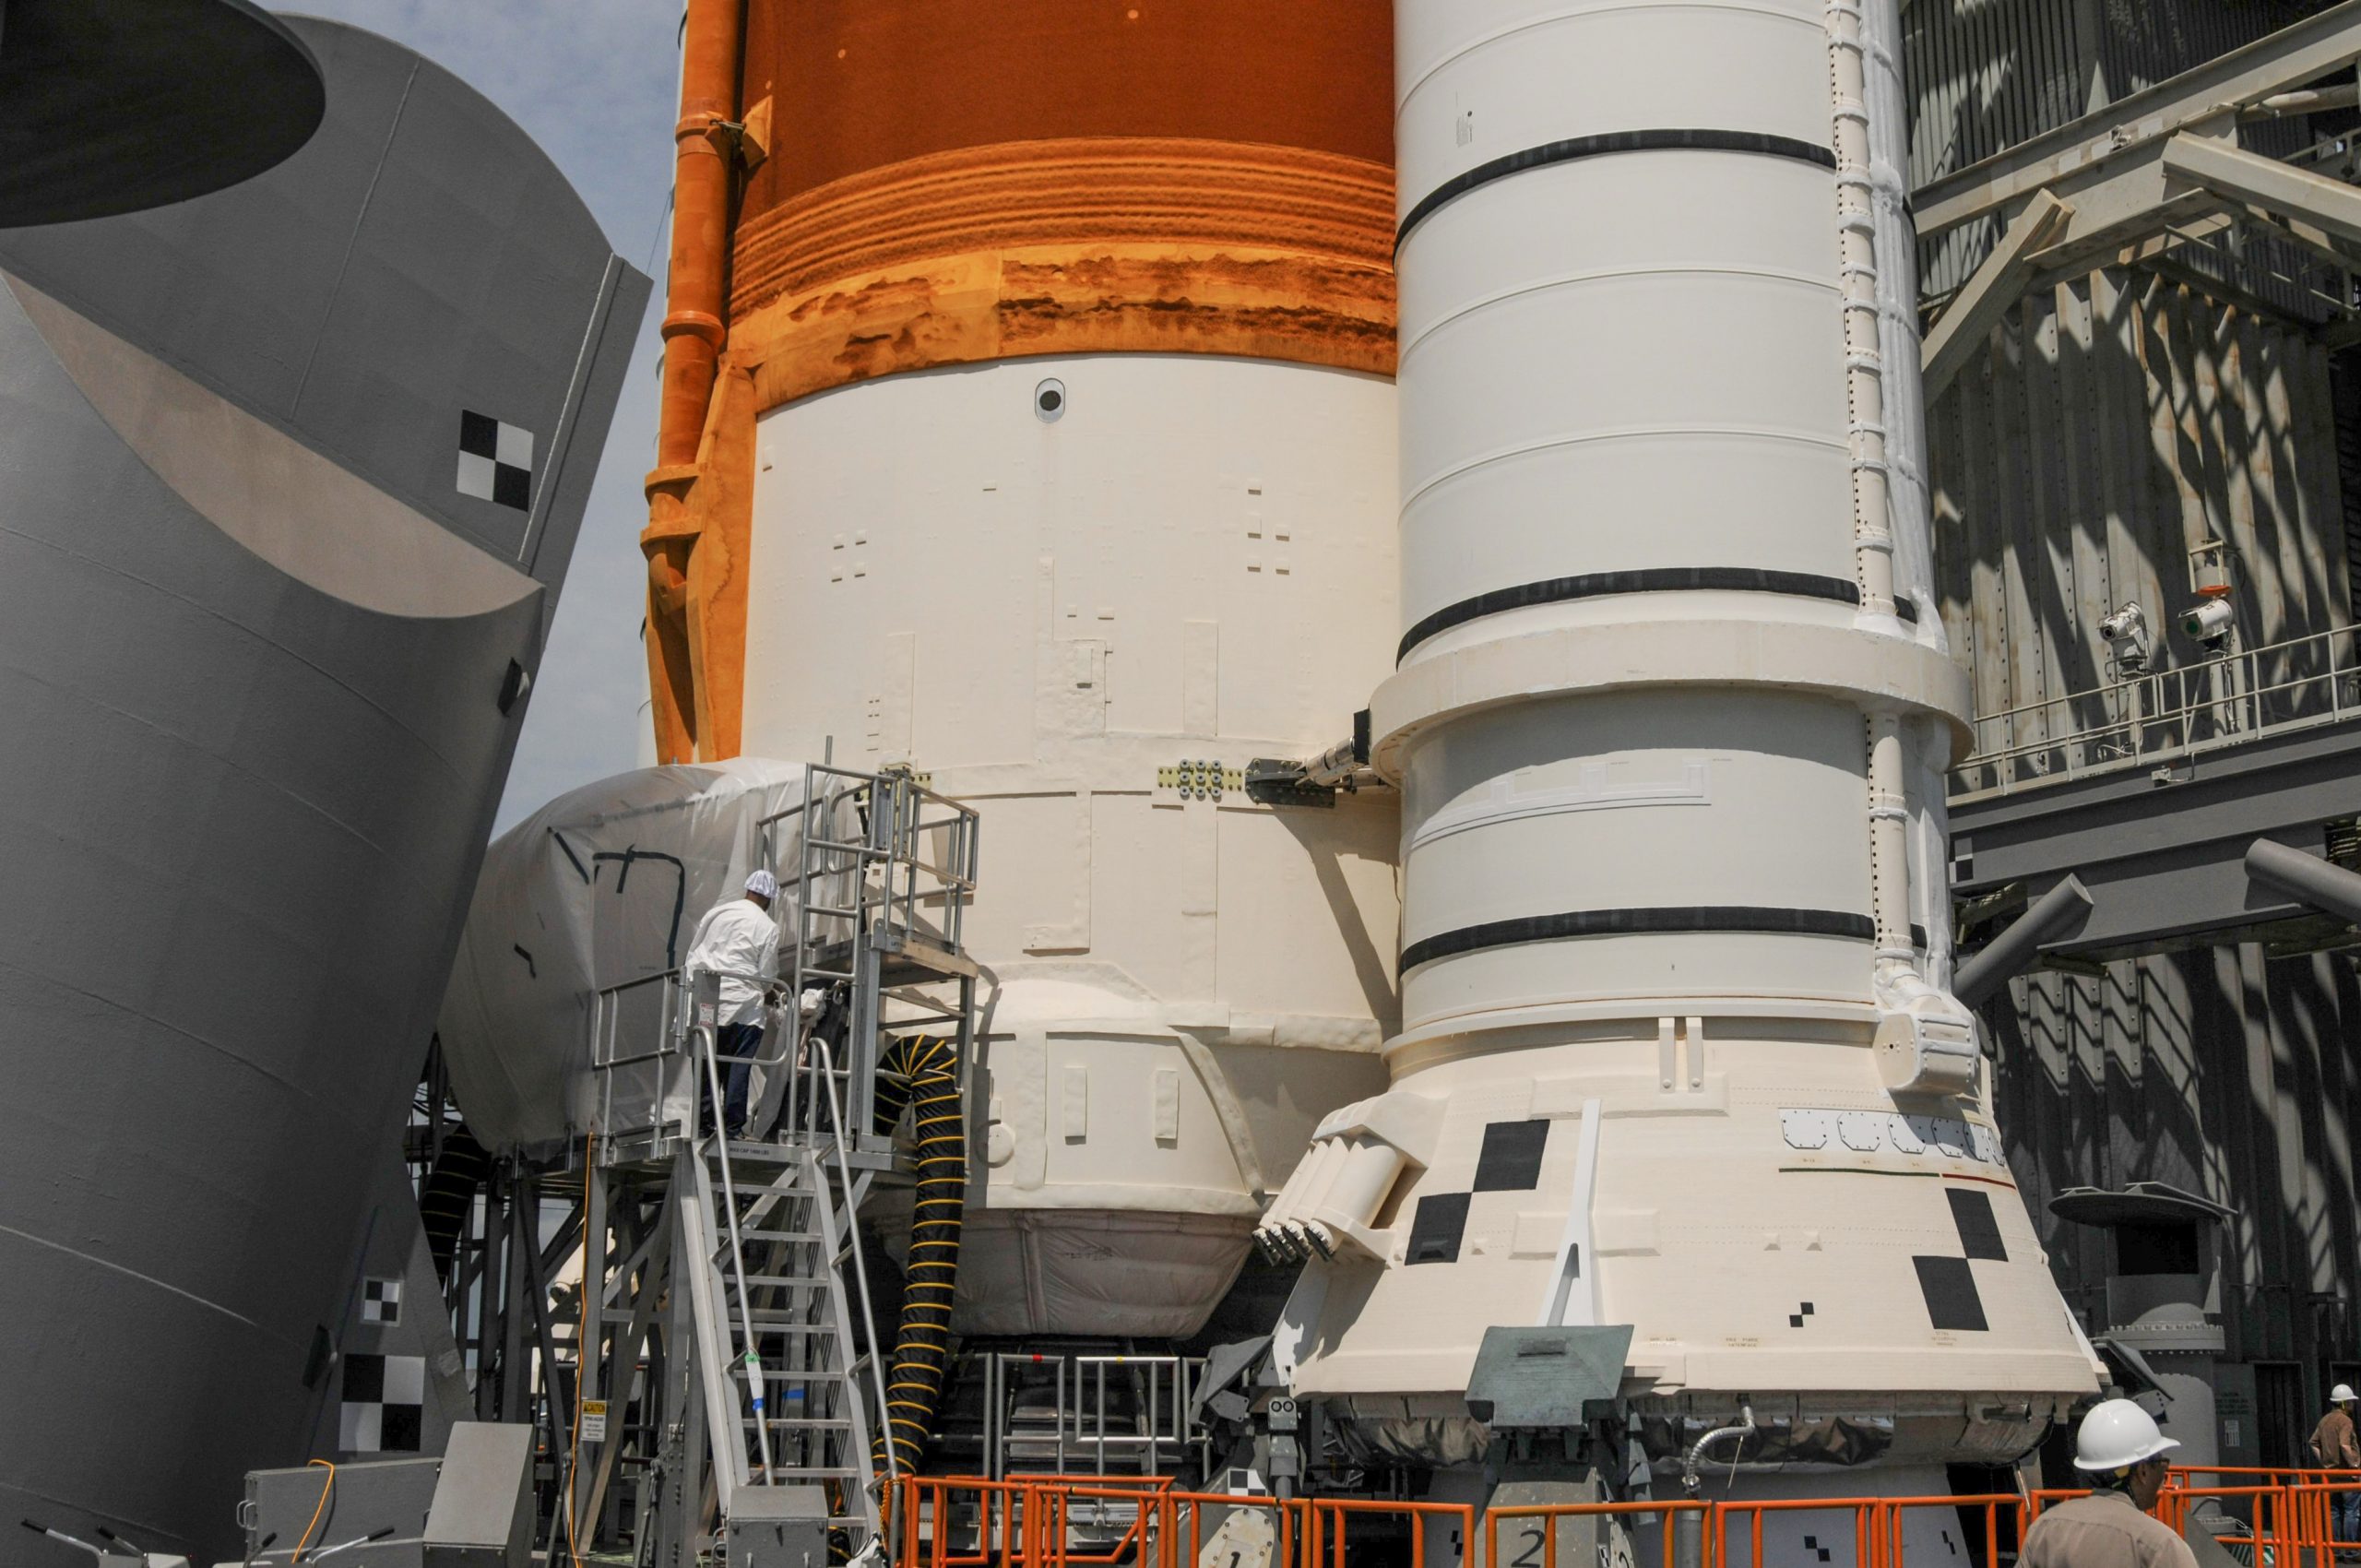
left=2020, top=1399, right=2196, bottom=1568
left=2312, top=1384, right=2361, bottom=1543
left=683, top=870, right=783, bottom=1139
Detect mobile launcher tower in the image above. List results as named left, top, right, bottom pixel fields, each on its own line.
left=622, top=0, right=2097, bottom=1534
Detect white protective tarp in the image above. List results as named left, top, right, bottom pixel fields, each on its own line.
left=437, top=758, right=815, bottom=1152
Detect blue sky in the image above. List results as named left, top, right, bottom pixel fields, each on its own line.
left=293, top=2, right=680, bottom=832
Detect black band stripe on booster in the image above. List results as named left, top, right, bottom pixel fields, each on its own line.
left=1401, top=568, right=1861, bottom=663
left=1402, top=906, right=1876, bottom=971
left=1399, top=129, right=1840, bottom=248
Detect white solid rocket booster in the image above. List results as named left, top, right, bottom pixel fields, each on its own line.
left=1259, top=0, right=2098, bottom=1476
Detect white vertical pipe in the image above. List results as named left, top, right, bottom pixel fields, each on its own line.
left=1867, top=711, right=1916, bottom=968
left=1859, top=0, right=1955, bottom=989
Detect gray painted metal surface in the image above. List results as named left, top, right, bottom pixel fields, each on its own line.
left=0, top=0, right=326, bottom=227
left=0, top=18, right=647, bottom=1564
left=419, top=1424, right=535, bottom=1566
left=2247, top=836, right=2361, bottom=921
left=1932, top=267, right=2349, bottom=796
left=1905, top=0, right=2338, bottom=302
left=1951, top=717, right=2361, bottom=953
left=1897, top=0, right=2361, bottom=1476
left=1956, top=873, right=2095, bottom=1007
left=1463, top=1325, right=1633, bottom=1429
left=1904, top=0, right=2324, bottom=190
left=1989, top=937, right=2361, bottom=1402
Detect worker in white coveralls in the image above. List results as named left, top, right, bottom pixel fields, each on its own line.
left=684, top=870, right=781, bottom=1139
left=2020, top=1399, right=2196, bottom=1568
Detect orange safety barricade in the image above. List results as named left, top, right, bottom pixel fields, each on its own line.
left=1045, top=1484, right=1302, bottom=1568
left=2284, top=1478, right=2353, bottom=1568
left=1711, top=1494, right=1878, bottom=1568
left=1484, top=1499, right=1709, bottom=1568
left=1023, top=1483, right=1310, bottom=1568
left=902, top=1470, right=2361, bottom=1568
left=1308, top=1497, right=1476, bottom=1568
left=2155, top=1483, right=2294, bottom=1555
left=895, top=1473, right=1181, bottom=1568
left=1873, top=1494, right=2023, bottom=1568
left=896, top=1477, right=1041, bottom=1568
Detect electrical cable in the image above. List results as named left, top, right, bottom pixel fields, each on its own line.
left=291, top=1458, right=336, bottom=1561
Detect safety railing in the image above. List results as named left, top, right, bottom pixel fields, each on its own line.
left=1887, top=1494, right=2020, bottom=1568
left=1491, top=1498, right=1707, bottom=1568
left=1311, top=1498, right=1476, bottom=1568
left=1951, top=623, right=2361, bottom=802
left=1714, top=1494, right=1878, bottom=1568
left=587, top=963, right=780, bottom=1161
left=894, top=1477, right=1280, bottom=1568
left=982, top=1353, right=1212, bottom=1481
left=2161, top=1466, right=2361, bottom=1568
left=761, top=763, right=982, bottom=1162
left=584, top=763, right=982, bottom=1168
left=889, top=1468, right=2361, bottom=1568
left=588, top=968, right=692, bottom=1157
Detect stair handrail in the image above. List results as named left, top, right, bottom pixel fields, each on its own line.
left=810, top=1024, right=898, bottom=1485
left=695, top=1013, right=777, bottom=1481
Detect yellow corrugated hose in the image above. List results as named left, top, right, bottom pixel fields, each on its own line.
left=870, top=1034, right=965, bottom=1479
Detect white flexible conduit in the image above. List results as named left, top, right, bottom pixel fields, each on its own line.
left=1681, top=1404, right=1760, bottom=1496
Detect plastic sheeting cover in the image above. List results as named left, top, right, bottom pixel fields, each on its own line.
left=438, top=758, right=811, bottom=1151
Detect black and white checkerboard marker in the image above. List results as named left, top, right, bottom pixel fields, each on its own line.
left=1400, top=1118, right=2007, bottom=1342
left=1406, top=1118, right=1554, bottom=1266
left=361, top=1276, right=401, bottom=1327
left=340, top=1351, right=424, bottom=1454
left=457, top=410, right=534, bottom=511
left=1912, top=1187, right=2007, bottom=1332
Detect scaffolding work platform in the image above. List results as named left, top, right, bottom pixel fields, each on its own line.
left=556, top=765, right=980, bottom=1566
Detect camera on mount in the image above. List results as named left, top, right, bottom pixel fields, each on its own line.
left=2181, top=596, right=2236, bottom=651
left=2097, top=602, right=2152, bottom=673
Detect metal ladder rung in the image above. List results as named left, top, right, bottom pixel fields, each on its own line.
left=755, top=1416, right=859, bottom=1429
left=739, top=1227, right=823, bottom=1242
left=747, top=1370, right=849, bottom=1385
left=736, top=1272, right=831, bottom=1289
left=731, top=1459, right=872, bottom=1478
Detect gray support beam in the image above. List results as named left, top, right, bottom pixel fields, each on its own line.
left=474, top=1183, right=506, bottom=1422
left=1957, top=875, right=2098, bottom=1009
left=571, top=1171, right=609, bottom=1549
left=584, top=1204, right=673, bottom=1539
left=500, top=1180, right=533, bottom=1422
left=2162, top=133, right=2361, bottom=250
left=2223, top=204, right=2361, bottom=276
left=658, top=1190, right=713, bottom=1568
left=1923, top=191, right=2075, bottom=399
left=2246, top=839, right=2361, bottom=924
left=1917, top=0, right=2361, bottom=236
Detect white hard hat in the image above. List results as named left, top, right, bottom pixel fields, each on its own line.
left=744, top=870, right=780, bottom=900
left=2072, top=1398, right=2180, bottom=1471
left=2334, top=1384, right=2358, bottom=1405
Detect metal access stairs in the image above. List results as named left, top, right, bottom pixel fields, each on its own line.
left=584, top=765, right=983, bottom=1562
left=682, top=1136, right=885, bottom=1546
